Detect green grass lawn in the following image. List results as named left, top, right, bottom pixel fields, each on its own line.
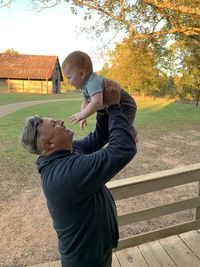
left=0, top=92, right=80, bottom=105
left=0, top=96, right=200, bottom=202
left=1, top=96, right=200, bottom=160
left=137, top=98, right=200, bottom=134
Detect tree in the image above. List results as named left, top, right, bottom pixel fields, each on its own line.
left=164, top=35, right=200, bottom=103
left=2, top=48, right=19, bottom=54
left=101, top=38, right=160, bottom=95
left=157, top=74, right=176, bottom=98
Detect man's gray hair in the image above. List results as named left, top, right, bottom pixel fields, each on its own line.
left=20, top=115, right=43, bottom=155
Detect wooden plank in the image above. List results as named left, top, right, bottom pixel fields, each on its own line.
left=118, top=197, right=200, bottom=226
left=116, top=247, right=149, bottom=267
left=159, top=235, right=200, bottom=267
left=116, top=220, right=200, bottom=251
left=179, top=230, right=200, bottom=259
left=107, top=163, right=200, bottom=200
left=112, top=253, right=121, bottom=267
left=138, top=240, right=176, bottom=267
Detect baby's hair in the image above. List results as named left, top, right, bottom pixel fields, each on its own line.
left=62, top=51, right=93, bottom=73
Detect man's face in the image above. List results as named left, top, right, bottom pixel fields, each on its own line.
left=38, top=118, right=74, bottom=152
left=64, top=65, right=85, bottom=89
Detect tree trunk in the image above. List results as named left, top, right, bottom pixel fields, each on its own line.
left=196, top=89, right=200, bottom=107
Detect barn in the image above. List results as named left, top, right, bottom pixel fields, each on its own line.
left=0, top=53, right=63, bottom=94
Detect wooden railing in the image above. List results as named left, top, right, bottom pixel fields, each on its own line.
left=107, top=163, right=200, bottom=251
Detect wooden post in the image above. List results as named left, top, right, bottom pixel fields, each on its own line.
left=195, top=181, right=200, bottom=220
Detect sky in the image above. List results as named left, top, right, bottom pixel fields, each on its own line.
left=0, top=0, right=116, bottom=71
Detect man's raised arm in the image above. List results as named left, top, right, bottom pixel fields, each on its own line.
left=72, top=81, right=121, bottom=154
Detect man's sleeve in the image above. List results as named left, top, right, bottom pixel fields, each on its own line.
left=73, top=110, right=109, bottom=154
left=71, top=106, right=137, bottom=198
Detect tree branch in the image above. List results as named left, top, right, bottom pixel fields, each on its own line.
left=132, top=27, right=200, bottom=39
left=0, top=0, right=13, bottom=8
left=73, top=0, right=136, bottom=34
left=143, top=0, right=200, bottom=16
left=29, top=0, right=61, bottom=12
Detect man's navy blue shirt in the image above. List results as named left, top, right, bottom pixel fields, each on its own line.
left=36, top=106, right=136, bottom=267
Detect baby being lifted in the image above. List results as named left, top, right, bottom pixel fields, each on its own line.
left=62, top=50, right=138, bottom=142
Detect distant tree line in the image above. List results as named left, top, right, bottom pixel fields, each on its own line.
left=99, top=34, right=199, bottom=105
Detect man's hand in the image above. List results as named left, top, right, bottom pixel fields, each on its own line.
left=70, top=112, right=83, bottom=124
left=80, top=119, right=87, bottom=129
left=104, top=79, right=121, bottom=106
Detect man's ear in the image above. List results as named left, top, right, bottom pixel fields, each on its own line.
left=42, top=140, right=56, bottom=151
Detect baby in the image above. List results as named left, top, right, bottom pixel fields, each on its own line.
left=62, top=50, right=138, bottom=141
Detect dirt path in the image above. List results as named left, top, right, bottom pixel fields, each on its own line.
left=0, top=98, right=80, bottom=118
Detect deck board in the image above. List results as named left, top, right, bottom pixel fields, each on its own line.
left=116, top=247, right=149, bottom=267
left=159, top=235, right=200, bottom=267
left=179, top=230, right=200, bottom=258
left=138, top=240, right=176, bottom=267
left=115, top=229, right=200, bottom=267
left=112, top=253, right=120, bottom=267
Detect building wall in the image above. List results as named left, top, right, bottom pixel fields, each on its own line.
left=0, top=78, right=53, bottom=94
left=0, top=79, right=8, bottom=92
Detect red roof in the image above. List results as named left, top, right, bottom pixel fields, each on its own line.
left=0, top=53, right=62, bottom=80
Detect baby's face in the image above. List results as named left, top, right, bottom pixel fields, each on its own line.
left=64, top=65, right=85, bottom=89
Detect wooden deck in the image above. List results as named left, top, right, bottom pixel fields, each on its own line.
left=32, top=229, right=200, bottom=267
left=113, top=229, right=200, bottom=267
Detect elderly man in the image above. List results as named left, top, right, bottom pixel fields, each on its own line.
left=20, top=88, right=136, bottom=267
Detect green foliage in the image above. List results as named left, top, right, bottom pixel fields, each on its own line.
left=100, top=32, right=199, bottom=100
left=165, top=36, right=200, bottom=101
left=2, top=48, right=19, bottom=54
left=103, top=38, right=160, bottom=94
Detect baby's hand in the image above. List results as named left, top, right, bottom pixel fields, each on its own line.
left=70, top=112, right=83, bottom=124
left=80, top=119, right=87, bottom=130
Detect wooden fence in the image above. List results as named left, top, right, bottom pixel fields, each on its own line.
left=107, top=163, right=200, bottom=251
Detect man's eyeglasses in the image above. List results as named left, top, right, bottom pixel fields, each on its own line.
left=33, top=115, right=42, bottom=152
